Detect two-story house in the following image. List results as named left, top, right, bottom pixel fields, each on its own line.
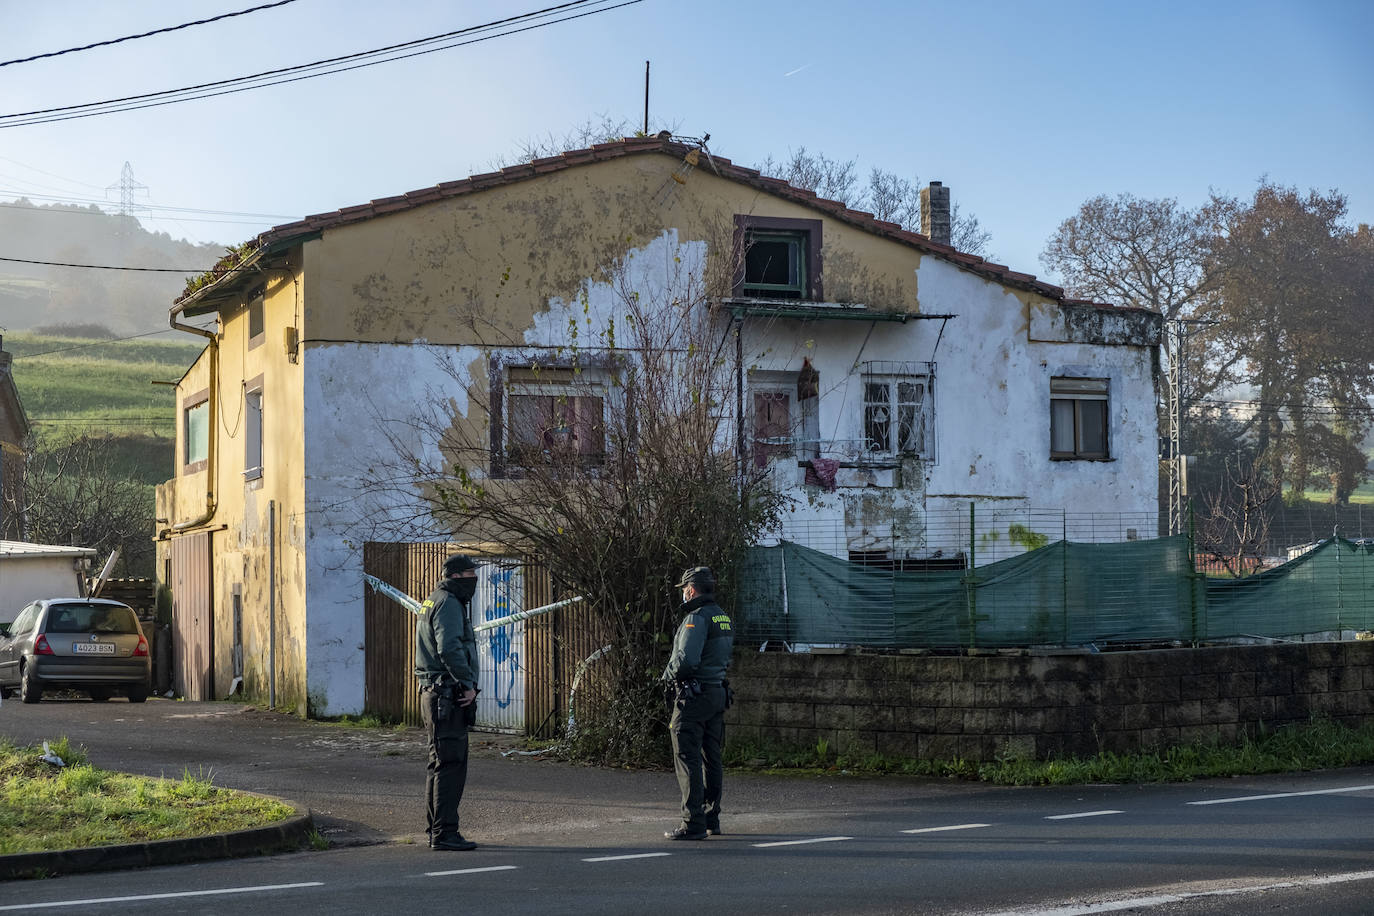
left=157, top=135, right=1159, bottom=716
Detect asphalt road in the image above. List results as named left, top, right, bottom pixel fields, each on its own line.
left=4, top=697, right=1374, bottom=914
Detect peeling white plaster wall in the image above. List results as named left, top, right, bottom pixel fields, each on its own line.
left=302, top=342, right=478, bottom=715
left=744, top=255, right=1159, bottom=561
left=524, top=230, right=709, bottom=351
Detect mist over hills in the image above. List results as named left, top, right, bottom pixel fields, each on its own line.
left=0, top=198, right=228, bottom=335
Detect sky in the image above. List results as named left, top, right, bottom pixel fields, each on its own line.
left=1, top=0, right=1371, bottom=317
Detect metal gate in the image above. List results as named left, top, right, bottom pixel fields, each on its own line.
left=170, top=531, right=213, bottom=700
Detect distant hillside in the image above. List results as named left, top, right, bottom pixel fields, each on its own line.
left=0, top=198, right=227, bottom=335
left=6, top=331, right=204, bottom=471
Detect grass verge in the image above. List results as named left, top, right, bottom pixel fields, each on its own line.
left=0, top=737, right=296, bottom=855
left=725, top=717, right=1374, bottom=786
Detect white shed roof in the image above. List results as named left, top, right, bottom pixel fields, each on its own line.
left=0, top=540, right=98, bottom=560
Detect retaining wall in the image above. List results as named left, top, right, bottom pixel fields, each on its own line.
left=724, top=641, right=1374, bottom=762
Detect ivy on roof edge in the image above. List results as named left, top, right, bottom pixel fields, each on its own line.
left=180, top=239, right=259, bottom=302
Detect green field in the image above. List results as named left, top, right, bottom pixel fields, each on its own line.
left=7, top=332, right=204, bottom=490
left=7, top=332, right=203, bottom=444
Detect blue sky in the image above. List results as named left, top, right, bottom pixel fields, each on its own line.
left=1, top=0, right=1370, bottom=297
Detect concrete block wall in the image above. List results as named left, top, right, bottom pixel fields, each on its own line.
left=724, top=642, right=1374, bottom=762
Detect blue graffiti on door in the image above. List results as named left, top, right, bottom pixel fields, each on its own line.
left=482, top=567, right=519, bottom=708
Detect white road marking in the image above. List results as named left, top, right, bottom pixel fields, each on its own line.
left=583, top=852, right=672, bottom=862
left=1044, top=810, right=1123, bottom=820
left=1188, top=783, right=1374, bottom=805
left=752, top=836, right=853, bottom=847
left=426, top=865, right=520, bottom=876
left=903, top=823, right=993, bottom=834
left=0, top=883, right=324, bottom=911
left=981, top=868, right=1374, bottom=915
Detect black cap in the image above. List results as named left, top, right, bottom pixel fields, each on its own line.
left=443, top=554, right=481, bottom=577
left=676, top=566, right=715, bottom=591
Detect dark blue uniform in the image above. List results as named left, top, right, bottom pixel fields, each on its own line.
left=415, top=577, right=479, bottom=847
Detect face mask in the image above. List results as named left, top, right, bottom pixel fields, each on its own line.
left=451, top=578, right=477, bottom=602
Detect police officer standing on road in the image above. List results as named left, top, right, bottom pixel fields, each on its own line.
left=662, top=566, right=734, bottom=840
left=415, top=554, right=481, bottom=851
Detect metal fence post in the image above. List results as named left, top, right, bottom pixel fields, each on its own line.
left=965, top=501, right=978, bottom=649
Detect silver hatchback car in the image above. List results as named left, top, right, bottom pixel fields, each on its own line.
left=0, top=598, right=151, bottom=703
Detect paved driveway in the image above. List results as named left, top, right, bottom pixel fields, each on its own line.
left=0, top=696, right=968, bottom=847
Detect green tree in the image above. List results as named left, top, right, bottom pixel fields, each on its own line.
left=1200, top=182, right=1374, bottom=500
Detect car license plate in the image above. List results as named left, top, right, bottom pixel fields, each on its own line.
left=73, top=642, right=115, bottom=654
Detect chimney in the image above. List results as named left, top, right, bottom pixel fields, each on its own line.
left=920, top=181, right=951, bottom=247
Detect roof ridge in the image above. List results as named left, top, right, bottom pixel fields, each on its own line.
left=181, top=136, right=1132, bottom=312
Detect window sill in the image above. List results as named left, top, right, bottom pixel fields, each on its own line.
left=242, top=467, right=264, bottom=481
left=181, top=460, right=208, bottom=475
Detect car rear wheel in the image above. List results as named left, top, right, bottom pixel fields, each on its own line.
left=127, top=684, right=149, bottom=703
left=20, top=664, right=41, bottom=704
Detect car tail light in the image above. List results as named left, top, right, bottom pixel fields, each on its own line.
left=134, top=636, right=149, bottom=657
left=33, top=634, right=54, bottom=655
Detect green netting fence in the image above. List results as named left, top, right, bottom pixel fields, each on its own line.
left=735, top=520, right=1374, bottom=649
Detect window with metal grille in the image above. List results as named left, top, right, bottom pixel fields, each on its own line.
left=860, top=362, right=933, bottom=458
left=1050, top=376, right=1109, bottom=459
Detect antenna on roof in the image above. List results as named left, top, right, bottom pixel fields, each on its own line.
left=651, top=133, right=718, bottom=208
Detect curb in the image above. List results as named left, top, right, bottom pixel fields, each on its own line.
left=0, top=801, right=315, bottom=881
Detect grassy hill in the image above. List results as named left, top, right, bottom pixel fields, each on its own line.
left=7, top=331, right=204, bottom=486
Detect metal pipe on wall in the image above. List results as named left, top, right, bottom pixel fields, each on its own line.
left=269, top=499, right=276, bottom=709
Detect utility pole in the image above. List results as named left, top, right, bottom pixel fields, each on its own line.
left=643, top=60, right=650, bottom=135
left=1166, top=317, right=1217, bottom=535
left=1167, top=319, right=1188, bottom=536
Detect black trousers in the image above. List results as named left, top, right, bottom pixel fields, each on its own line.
left=421, top=686, right=470, bottom=840
left=669, top=685, right=727, bottom=830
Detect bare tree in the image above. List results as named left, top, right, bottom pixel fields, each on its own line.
left=757, top=150, right=993, bottom=257
left=352, top=237, right=789, bottom=764
left=1195, top=455, right=1281, bottom=578
left=4, top=433, right=154, bottom=577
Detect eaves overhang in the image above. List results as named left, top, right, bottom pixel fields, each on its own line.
left=175, top=233, right=317, bottom=317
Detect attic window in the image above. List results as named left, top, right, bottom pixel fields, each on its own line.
left=733, top=215, right=822, bottom=300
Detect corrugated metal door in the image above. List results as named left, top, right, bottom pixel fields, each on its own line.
left=473, top=560, right=525, bottom=733
left=170, top=532, right=213, bottom=700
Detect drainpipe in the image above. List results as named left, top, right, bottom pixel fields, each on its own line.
left=169, top=300, right=218, bottom=532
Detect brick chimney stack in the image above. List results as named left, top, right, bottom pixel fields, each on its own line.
left=920, top=181, right=951, bottom=247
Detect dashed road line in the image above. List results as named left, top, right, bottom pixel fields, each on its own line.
left=752, top=836, right=853, bottom=848
left=582, top=852, right=673, bottom=862
left=1044, top=810, right=1123, bottom=820
left=425, top=865, right=520, bottom=877
left=0, top=883, right=325, bottom=912
left=903, top=823, right=993, bottom=834
left=1187, top=783, right=1374, bottom=806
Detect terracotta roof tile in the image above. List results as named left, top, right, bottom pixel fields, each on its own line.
left=180, top=135, right=1138, bottom=315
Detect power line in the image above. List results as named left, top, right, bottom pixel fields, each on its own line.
left=13, top=328, right=207, bottom=359
left=0, top=0, right=301, bottom=68
left=0, top=189, right=298, bottom=220
left=0, top=0, right=642, bottom=128
left=0, top=254, right=211, bottom=271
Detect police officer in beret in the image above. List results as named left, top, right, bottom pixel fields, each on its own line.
left=662, top=566, right=734, bottom=840
left=415, top=553, right=482, bottom=851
